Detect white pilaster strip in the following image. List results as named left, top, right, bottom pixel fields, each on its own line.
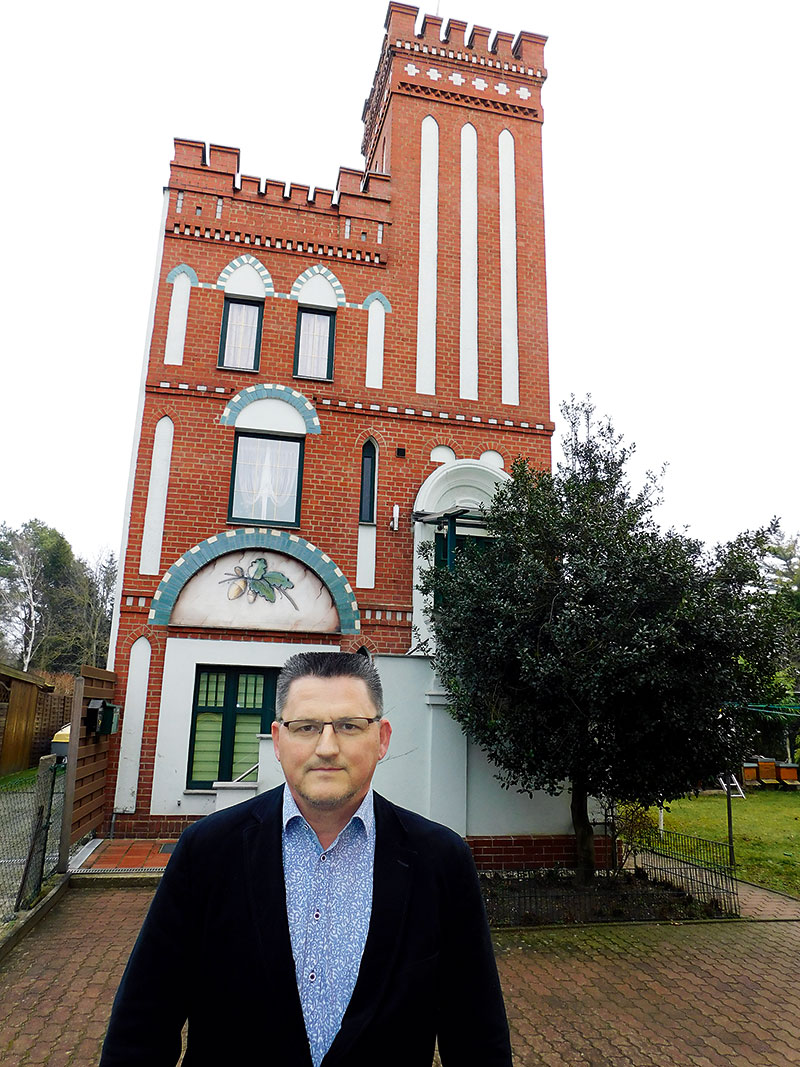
left=459, top=123, right=478, bottom=400
left=139, top=416, right=174, bottom=575
left=356, top=523, right=377, bottom=588
left=498, top=129, right=519, bottom=406
left=365, top=301, right=386, bottom=389
left=107, top=188, right=170, bottom=668
left=164, top=271, right=191, bottom=365
left=113, top=636, right=151, bottom=812
left=416, top=115, right=439, bottom=395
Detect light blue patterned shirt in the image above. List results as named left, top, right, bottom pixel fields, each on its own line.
left=282, top=787, right=375, bottom=1067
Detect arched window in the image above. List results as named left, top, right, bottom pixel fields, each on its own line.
left=218, top=263, right=267, bottom=372
left=359, top=439, right=377, bottom=523
left=293, top=272, right=339, bottom=380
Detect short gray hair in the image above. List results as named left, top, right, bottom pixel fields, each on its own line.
left=275, top=651, right=383, bottom=719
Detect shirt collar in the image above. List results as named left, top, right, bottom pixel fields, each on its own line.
left=282, top=785, right=375, bottom=841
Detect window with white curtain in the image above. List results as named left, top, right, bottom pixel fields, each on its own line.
left=229, top=433, right=304, bottom=526
left=218, top=298, right=263, bottom=371
left=294, top=308, right=335, bottom=379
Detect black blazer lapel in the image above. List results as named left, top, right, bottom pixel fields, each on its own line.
left=322, top=793, right=417, bottom=1066
left=242, top=785, right=312, bottom=1066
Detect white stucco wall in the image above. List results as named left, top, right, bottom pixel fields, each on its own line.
left=151, top=636, right=331, bottom=816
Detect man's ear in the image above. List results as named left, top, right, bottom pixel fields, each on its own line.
left=271, top=719, right=281, bottom=761
left=378, top=718, right=392, bottom=760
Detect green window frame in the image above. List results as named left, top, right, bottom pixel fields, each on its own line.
left=228, top=432, right=305, bottom=527
left=218, top=297, right=264, bottom=371
left=187, top=666, right=277, bottom=789
left=359, top=439, right=377, bottom=523
left=293, top=307, right=335, bottom=380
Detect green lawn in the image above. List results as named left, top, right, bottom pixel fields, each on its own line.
left=658, top=790, right=800, bottom=898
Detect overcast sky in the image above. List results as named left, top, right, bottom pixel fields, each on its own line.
left=2, top=0, right=798, bottom=563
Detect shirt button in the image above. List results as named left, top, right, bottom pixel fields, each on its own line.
left=313, top=910, right=321, bottom=921
left=320, top=853, right=327, bottom=861
left=309, top=971, right=316, bottom=982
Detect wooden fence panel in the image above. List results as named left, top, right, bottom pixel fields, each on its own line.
left=0, top=679, right=40, bottom=775
left=58, top=666, right=116, bottom=867
left=31, top=692, right=71, bottom=764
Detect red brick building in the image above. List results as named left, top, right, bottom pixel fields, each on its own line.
left=105, top=4, right=575, bottom=860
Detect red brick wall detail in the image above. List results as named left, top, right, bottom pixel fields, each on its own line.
left=467, top=834, right=616, bottom=871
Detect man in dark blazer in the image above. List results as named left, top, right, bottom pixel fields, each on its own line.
left=100, top=652, right=511, bottom=1066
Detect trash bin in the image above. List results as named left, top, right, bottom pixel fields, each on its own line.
left=50, top=723, right=70, bottom=758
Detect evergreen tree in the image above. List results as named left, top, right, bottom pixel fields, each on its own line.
left=418, top=400, right=787, bottom=882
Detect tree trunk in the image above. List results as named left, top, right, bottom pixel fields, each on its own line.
left=570, top=775, right=595, bottom=886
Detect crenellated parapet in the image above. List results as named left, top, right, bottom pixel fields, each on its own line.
left=362, top=2, right=547, bottom=163
left=167, top=139, right=392, bottom=266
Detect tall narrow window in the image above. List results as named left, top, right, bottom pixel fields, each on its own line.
left=229, top=433, right=304, bottom=526
left=216, top=197, right=224, bottom=219
left=359, top=439, right=377, bottom=523
left=294, top=308, right=335, bottom=379
left=219, top=298, right=263, bottom=371
left=176, top=191, right=184, bottom=213
left=344, top=218, right=351, bottom=239
left=187, top=667, right=277, bottom=789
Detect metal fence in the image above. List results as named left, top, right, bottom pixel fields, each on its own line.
left=478, top=866, right=729, bottom=927
left=626, top=824, right=740, bottom=917
left=0, top=756, right=66, bottom=917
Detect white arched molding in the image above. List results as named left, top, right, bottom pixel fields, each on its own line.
left=365, top=301, right=386, bottom=389
left=113, top=636, right=151, bottom=813
left=234, top=398, right=307, bottom=435
left=430, top=445, right=456, bottom=465
left=294, top=272, right=338, bottom=308
left=480, top=449, right=505, bottom=470
left=139, top=417, right=174, bottom=575
left=164, top=269, right=194, bottom=366
left=498, top=129, right=519, bottom=406
left=224, top=262, right=267, bottom=298
left=416, top=116, right=439, bottom=395
left=460, top=123, right=478, bottom=400
left=411, top=459, right=509, bottom=650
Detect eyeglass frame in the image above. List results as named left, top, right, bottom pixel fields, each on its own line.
left=277, top=716, right=382, bottom=738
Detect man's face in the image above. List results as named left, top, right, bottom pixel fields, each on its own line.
left=271, top=674, right=391, bottom=816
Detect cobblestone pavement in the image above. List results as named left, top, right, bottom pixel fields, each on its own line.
left=0, top=887, right=153, bottom=1067
left=736, top=879, right=800, bottom=919
left=2, top=884, right=800, bottom=1065
left=495, top=921, right=800, bottom=1066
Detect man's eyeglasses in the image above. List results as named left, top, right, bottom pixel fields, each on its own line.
left=279, top=717, right=381, bottom=739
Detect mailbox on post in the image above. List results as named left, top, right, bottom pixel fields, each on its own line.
left=86, top=698, right=120, bottom=736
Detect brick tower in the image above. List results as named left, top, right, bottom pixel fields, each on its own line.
left=105, top=4, right=567, bottom=856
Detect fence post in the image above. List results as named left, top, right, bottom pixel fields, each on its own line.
left=726, top=773, right=736, bottom=868
left=14, top=754, right=58, bottom=910
left=57, top=675, right=84, bottom=874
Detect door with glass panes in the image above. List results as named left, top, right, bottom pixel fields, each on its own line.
left=187, top=667, right=277, bottom=789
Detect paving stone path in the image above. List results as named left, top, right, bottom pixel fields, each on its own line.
left=2, top=884, right=800, bottom=1065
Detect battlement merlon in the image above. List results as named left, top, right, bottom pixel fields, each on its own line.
left=362, top=3, right=547, bottom=161
left=166, top=140, right=391, bottom=223
left=383, top=3, right=547, bottom=68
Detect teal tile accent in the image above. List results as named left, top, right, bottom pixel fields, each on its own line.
left=218, top=383, right=321, bottom=434
left=215, top=254, right=275, bottom=296
left=290, top=264, right=346, bottom=307
left=148, top=529, right=359, bottom=633
left=166, top=263, right=199, bottom=286
left=362, top=290, right=392, bottom=312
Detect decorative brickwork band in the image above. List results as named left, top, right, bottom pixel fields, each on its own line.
left=147, top=528, right=360, bottom=633
left=219, top=384, right=322, bottom=433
